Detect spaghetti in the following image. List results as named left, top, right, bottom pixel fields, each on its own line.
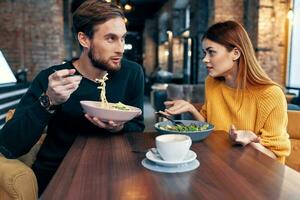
left=95, top=73, right=130, bottom=111
left=95, top=73, right=109, bottom=108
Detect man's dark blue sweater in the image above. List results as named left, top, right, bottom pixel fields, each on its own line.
left=0, top=58, right=145, bottom=193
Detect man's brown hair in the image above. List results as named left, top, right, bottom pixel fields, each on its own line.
left=72, top=0, right=125, bottom=39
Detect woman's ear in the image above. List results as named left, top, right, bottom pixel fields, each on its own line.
left=232, top=47, right=241, bottom=61
left=78, top=32, right=90, bottom=49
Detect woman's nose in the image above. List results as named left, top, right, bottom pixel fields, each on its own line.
left=202, top=54, right=209, bottom=63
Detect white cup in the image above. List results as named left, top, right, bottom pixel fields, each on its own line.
left=155, top=134, right=192, bottom=162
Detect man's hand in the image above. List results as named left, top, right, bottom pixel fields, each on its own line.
left=229, top=125, right=260, bottom=146
left=47, top=69, right=82, bottom=105
left=85, top=114, right=124, bottom=133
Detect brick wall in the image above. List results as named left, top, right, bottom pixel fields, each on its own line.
left=256, top=0, right=289, bottom=85
left=214, top=0, right=244, bottom=23
left=213, top=0, right=288, bottom=85
left=0, top=0, right=65, bottom=81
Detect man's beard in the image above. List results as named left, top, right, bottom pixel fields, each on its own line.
left=88, top=46, right=121, bottom=72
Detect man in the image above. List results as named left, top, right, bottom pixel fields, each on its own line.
left=0, top=0, right=144, bottom=195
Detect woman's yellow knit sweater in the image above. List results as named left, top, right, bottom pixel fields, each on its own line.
left=200, top=77, right=291, bottom=163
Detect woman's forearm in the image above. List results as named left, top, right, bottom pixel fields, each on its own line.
left=250, top=142, right=277, bottom=159
left=189, top=106, right=205, bottom=122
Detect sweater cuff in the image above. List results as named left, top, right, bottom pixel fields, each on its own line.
left=277, top=156, right=285, bottom=164
left=29, top=100, right=54, bottom=127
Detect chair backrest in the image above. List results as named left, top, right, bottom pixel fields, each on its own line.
left=286, top=110, right=300, bottom=172
left=0, top=110, right=39, bottom=200
left=287, top=110, right=300, bottom=139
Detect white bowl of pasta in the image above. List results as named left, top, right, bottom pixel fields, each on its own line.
left=80, top=101, right=142, bottom=122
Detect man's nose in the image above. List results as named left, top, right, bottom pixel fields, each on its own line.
left=116, top=40, right=125, bottom=53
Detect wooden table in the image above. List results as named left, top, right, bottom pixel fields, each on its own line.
left=42, top=131, right=300, bottom=200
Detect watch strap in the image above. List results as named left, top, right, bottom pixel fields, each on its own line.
left=39, top=93, right=56, bottom=114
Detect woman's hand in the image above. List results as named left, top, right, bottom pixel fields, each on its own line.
left=160, top=100, right=205, bottom=121
left=162, top=100, right=205, bottom=121
left=229, top=125, right=277, bottom=159
left=229, top=125, right=260, bottom=146
left=163, top=100, right=195, bottom=115
left=85, top=114, right=124, bottom=133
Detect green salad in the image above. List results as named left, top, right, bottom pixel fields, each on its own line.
left=159, top=123, right=209, bottom=132
left=112, top=102, right=130, bottom=111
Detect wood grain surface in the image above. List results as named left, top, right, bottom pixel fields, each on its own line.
left=42, top=131, right=300, bottom=200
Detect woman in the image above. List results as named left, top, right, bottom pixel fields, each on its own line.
left=164, top=21, right=290, bottom=163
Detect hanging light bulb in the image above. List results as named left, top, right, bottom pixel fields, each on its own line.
left=124, top=1, right=133, bottom=11
left=105, top=0, right=111, bottom=2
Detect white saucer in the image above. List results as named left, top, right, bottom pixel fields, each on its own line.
left=145, top=149, right=197, bottom=167
left=142, top=158, right=200, bottom=173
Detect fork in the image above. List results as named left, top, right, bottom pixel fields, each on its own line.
left=155, top=111, right=185, bottom=126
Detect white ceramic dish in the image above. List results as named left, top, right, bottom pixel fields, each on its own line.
left=80, top=101, right=142, bottom=122
left=141, top=158, right=200, bottom=173
left=145, top=149, right=197, bottom=167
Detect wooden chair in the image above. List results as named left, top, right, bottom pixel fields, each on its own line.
left=286, top=110, right=300, bottom=172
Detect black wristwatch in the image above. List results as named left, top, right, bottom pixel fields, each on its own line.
left=39, top=93, right=56, bottom=114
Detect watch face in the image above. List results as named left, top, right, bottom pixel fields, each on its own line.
left=40, top=93, right=50, bottom=108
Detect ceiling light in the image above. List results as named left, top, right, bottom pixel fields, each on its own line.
left=182, top=30, right=190, bottom=38
left=125, top=44, right=132, bottom=50
left=164, top=50, right=169, bottom=56
left=124, top=3, right=133, bottom=11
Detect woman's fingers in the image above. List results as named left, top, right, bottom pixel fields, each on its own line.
left=253, top=136, right=260, bottom=143
left=229, top=124, right=238, bottom=141
left=164, top=101, right=175, bottom=106
left=157, top=110, right=171, bottom=116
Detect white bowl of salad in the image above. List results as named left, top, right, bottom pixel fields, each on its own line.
left=80, top=101, right=142, bottom=122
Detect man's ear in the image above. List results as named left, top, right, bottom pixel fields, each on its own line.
left=232, top=47, right=241, bottom=61
left=78, top=32, right=90, bottom=49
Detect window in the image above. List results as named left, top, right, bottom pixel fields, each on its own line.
left=0, top=50, right=16, bottom=84
left=288, top=0, right=300, bottom=88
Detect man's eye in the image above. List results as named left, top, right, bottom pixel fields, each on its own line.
left=107, top=37, right=115, bottom=42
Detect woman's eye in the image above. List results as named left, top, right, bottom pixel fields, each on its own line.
left=208, top=50, right=216, bottom=56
